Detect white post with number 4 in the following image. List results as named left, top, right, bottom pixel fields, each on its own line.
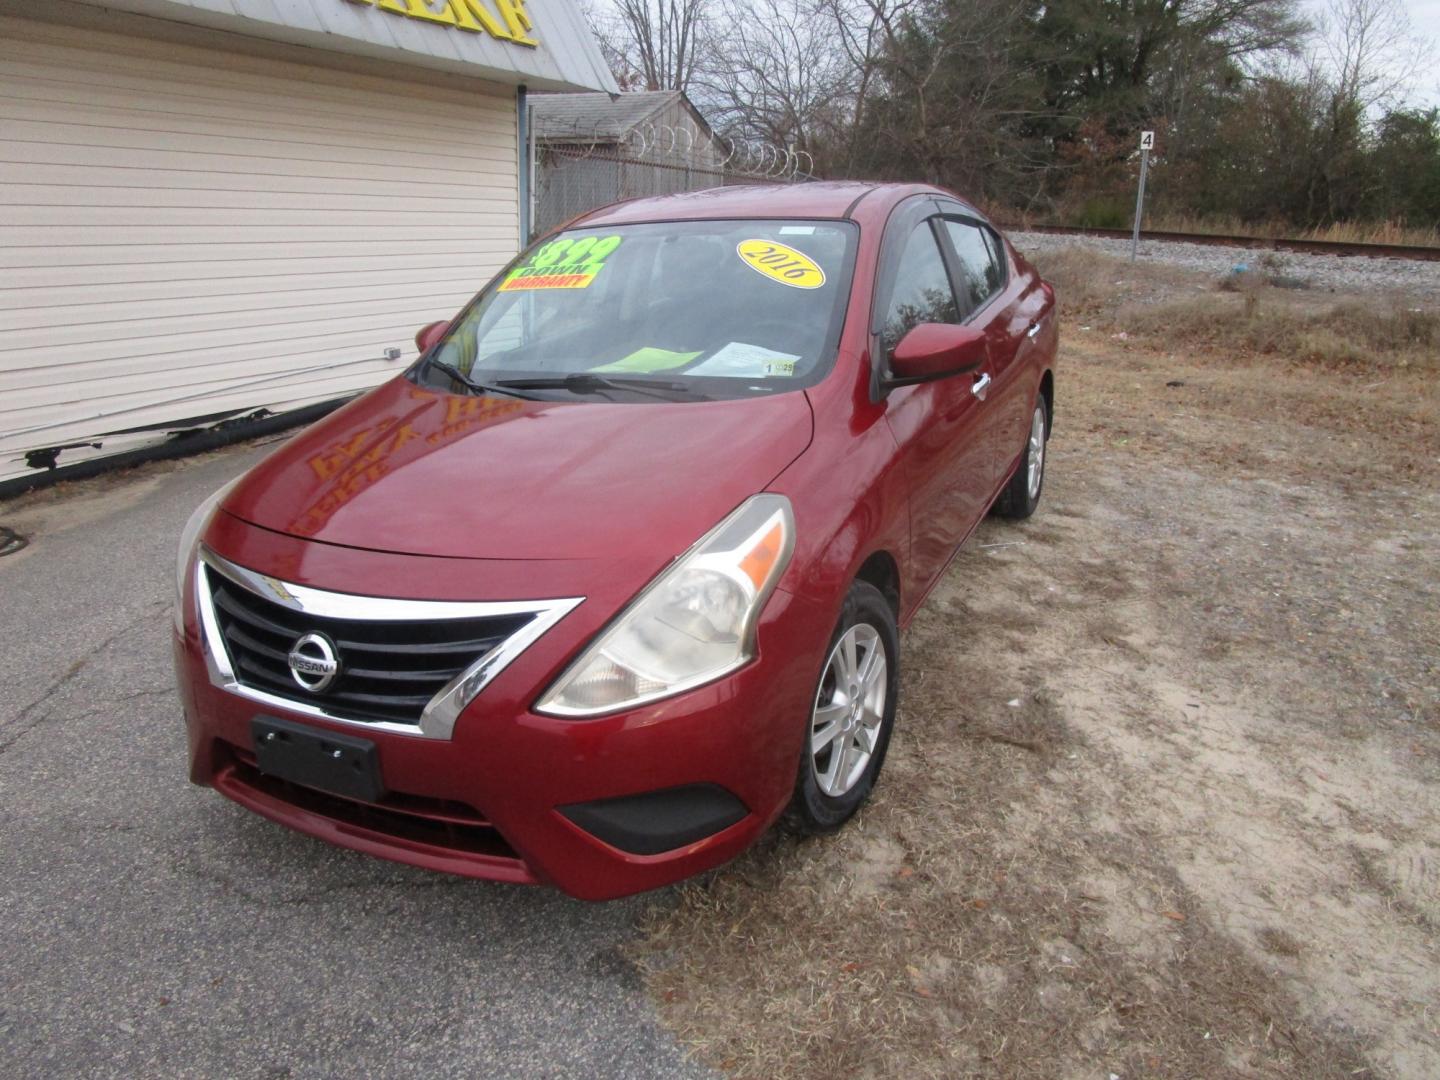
left=1131, top=131, right=1154, bottom=262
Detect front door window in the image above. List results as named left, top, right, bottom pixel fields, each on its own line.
left=880, top=222, right=960, bottom=355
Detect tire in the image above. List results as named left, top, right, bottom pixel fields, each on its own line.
left=993, top=396, right=1049, bottom=520
left=787, top=580, right=900, bottom=834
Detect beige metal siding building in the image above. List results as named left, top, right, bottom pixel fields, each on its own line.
left=0, top=0, right=615, bottom=489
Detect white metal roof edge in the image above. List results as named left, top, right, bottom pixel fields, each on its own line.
left=62, top=0, right=618, bottom=93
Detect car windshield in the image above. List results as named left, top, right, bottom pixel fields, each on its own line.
left=412, top=219, right=858, bottom=402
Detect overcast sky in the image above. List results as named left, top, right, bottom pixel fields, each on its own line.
left=1303, top=0, right=1440, bottom=106
left=1406, top=0, right=1440, bottom=104
left=1390, top=0, right=1439, bottom=104
left=1406, top=0, right=1440, bottom=42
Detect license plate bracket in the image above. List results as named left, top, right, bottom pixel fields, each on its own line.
left=251, top=716, right=385, bottom=803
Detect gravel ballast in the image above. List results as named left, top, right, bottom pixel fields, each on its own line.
left=1010, top=230, right=1440, bottom=301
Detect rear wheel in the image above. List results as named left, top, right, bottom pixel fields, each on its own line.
left=993, top=397, right=1048, bottom=520
left=787, top=580, right=899, bottom=834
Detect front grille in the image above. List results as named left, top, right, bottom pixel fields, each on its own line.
left=206, top=573, right=534, bottom=727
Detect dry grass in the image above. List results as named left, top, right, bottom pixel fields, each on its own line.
left=1031, top=246, right=1440, bottom=486
left=1029, top=248, right=1120, bottom=319
left=632, top=664, right=1369, bottom=1079
left=1034, top=246, right=1440, bottom=374
left=1029, top=247, right=1198, bottom=322
left=632, top=248, right=1440, bottom=1079
left=1008, top=209, right=1440, bottom=248
left=1121, top=293, right=1439, bottom=372
left=1124, top=212, right=1440, bottom=249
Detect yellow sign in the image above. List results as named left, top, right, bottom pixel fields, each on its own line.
left=348, top=0, right=538, bottom=48
left=500, top=234, right=622, bottom=291
left=736, top=240, right=825, bottom=289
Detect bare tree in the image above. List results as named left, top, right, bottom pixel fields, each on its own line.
left=589, top=0, right=712, bottom=91
left=819, top=0, right=917, bottom=174
left=1319, top=0, right=1432, bottom=112
left=696, top=0, right=856, bottom=161
left=836, top=0, right=1044, bottom=192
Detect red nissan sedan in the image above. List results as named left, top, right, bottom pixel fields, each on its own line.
left=173, top=182, right=1056, bottom=900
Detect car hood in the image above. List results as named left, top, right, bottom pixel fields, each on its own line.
left=222, top=377, right=814, bottom=561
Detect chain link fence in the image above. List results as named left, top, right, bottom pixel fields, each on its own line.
left=532, top=144, right=810, bottom=240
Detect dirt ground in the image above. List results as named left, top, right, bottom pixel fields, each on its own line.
left=633, top=256, right=1440, bottom=1078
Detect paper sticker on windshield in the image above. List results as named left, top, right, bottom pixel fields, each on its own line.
left=689, top=342, right=801, bottom=378
left=593, top=347, right=701, bottom=373
left=736, top=240, right=826, bottom=289
left=501, top=234, right=623, bottom=291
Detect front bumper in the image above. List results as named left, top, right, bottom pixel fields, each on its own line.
left=175, top=520, right=833, bottom=901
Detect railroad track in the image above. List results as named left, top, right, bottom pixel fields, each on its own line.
left=1005, top=223, right=1440, bottom=262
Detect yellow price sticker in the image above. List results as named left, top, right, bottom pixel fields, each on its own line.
left=736, top=239, right=826, bottom=289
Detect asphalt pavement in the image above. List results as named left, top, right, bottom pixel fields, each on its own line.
left=0, top=441, right=711, bottom=1079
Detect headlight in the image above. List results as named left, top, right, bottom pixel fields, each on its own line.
left=536, top=494, right=795, bottom=717
left=174, top=479, right=238, bottom=630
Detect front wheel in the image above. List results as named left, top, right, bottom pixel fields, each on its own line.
left=787, top=580, right=900, bottom=834
left=993, top=397, right=1048, bottom=520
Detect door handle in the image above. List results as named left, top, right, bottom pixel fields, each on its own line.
left=1026, top=321, right=1041, bottom=339
left=971, top=373, right=992, bottom=400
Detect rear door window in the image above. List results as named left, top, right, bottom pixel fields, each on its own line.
left=942, top=219, right=1006, bottom=318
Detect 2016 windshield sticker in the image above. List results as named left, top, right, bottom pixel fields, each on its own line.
left=500, top=234, right=622, bottom=291
left=736, top=239, right=825, bottom=289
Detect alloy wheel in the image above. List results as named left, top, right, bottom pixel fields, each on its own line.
left=1026, top=404, right=1046, bottom=501
left=809, top=623, right=888, bottom=797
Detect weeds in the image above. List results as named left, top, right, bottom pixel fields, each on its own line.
left=631, top=525, right=1379, bottom=1080
left=1029, top=248, right=1133, bottom=320
left=1032, top=211, right=1440, bottom=249
left=1033, top=246, right=1439, bottom=372
left=1121, top=294, right=1438, bottom=371
left=632, top=250, right=1440, bottom=1078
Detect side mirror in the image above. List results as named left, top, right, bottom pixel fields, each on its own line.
left=885, top=323, right=988, bottom=386
left=415, top=320, right=450, bottom=355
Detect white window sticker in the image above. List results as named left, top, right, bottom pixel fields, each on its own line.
left=688, top=342, right=802, bottom=378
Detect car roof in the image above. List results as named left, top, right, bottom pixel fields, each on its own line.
left=574, top=181, right=968, bottom=229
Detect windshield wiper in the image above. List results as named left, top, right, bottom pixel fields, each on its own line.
left=493, top=373, right=711, bottom=402
left=422, top=358, right=535, bottom=399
